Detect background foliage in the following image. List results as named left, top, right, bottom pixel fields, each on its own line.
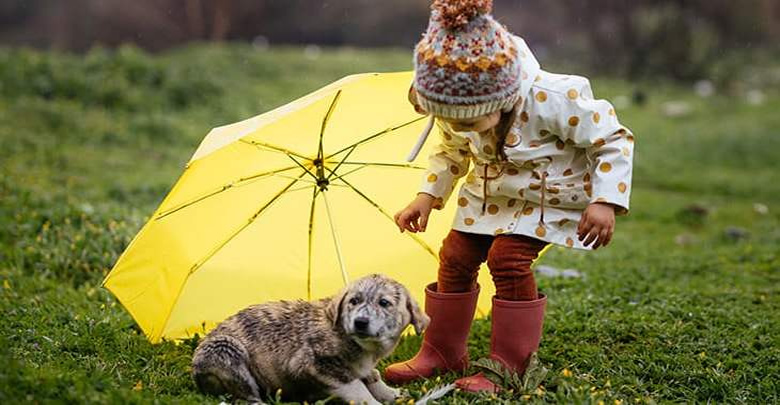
left=1, top=43, right=778, bottom=403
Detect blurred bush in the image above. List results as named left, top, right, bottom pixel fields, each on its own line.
left=0, top=45, right=221, bottom=111
left=0, top=0, right=778, bottom=82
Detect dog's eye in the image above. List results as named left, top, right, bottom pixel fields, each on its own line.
left=349, top=297, right=360, bottom=305
left=378, top=298, right=392, bottom=308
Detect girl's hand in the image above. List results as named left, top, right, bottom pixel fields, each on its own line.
left=577, top=202, right=616, bottom=249
left=394, top=193, right=436, bottom=233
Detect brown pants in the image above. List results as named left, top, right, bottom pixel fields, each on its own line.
left=437, top=230, right=548, bottom=301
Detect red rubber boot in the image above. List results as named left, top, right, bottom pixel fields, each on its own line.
left=455, top=293, right=546, bottom=393
left=384, top=282, right=480, bottom=384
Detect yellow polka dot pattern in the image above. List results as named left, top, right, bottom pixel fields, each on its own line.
left=599, top=162, right=612, bottom=173
left=568, top=116, right=580, bottom=127
left=427, top=173, right=438, bottom=183
left=535, top=226, right=546, bottom=237
left=567, top=89, right=578, bottom=100
left=458, top=197, right=468, bottom=207
left=618, top=182, right=627, bottom=193
left=488, top=204, right=499, bottom=215
left=464, top=218, right=475, bottom=226
left=535, top=91, right=547, bottom=102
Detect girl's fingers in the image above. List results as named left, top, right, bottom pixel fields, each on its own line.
left=577, top=215, right=588, bottom=236
left=592, top=229, right=605, bottom=249
left=583, top=227, right=600, bottom=247
left=578, top=220, right=593, bottom=241
left=419, top=212, right=429, bottom=232
left=394, top=212, right=403, bottom=232
left=601, top=227, right=613, bottom=247
left=400, top=211, right=416, bottom=233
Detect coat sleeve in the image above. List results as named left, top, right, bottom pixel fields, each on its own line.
left=419, top=121, right=472, bottom=210
left=537, top=79, right=635, bottom=215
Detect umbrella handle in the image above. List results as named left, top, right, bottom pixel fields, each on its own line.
left=406, top=115, right=435, bottom=162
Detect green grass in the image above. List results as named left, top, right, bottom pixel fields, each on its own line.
left=1, top=44, right=778, bottom=404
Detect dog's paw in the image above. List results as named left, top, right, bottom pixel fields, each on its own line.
left=372, top=385, right=401, bottom=402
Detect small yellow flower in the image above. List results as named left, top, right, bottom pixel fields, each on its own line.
left=522, top=394, right=532, bottom=400
left=561, top=368, right=573, bottom=377
left=615, top=400, right=624, bottom=405
left=132, top=380, right=143, bottom=391
left=406, top=399, right=415, bottom=405
left=3, top=280, right=10, bottom=290
left=598, top=401, right=605, bottom=405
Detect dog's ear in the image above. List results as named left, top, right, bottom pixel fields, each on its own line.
left=325, top=287, right=347, bottom=327
left=404, top=288, right=430, bottom=335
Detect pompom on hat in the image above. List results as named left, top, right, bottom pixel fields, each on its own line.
left=412, top=0, right=522, bottom=120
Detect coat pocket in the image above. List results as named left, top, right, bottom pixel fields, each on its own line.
left=522, top=172, right=590, bottom=210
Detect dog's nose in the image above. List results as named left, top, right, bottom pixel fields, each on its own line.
left=354, top=317, right=370, bottom=331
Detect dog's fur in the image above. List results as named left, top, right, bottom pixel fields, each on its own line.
left=192, top=274, right=429, bottom=404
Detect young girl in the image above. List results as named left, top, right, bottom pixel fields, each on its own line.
left=384, top=0, right=634, bottom=393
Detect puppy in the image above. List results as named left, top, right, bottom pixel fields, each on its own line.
left=192, top=274, right=429, bottom=404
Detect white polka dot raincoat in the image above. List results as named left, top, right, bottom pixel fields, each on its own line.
left=419, top=36, right=635, bottom=250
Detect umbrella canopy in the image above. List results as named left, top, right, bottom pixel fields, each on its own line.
left=103, top=71, right=546, bottom=343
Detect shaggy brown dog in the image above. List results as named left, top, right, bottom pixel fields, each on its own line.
left=192, top=274, right=429, bottom=403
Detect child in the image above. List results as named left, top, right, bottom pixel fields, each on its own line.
left=384, top=0, right=634, bottom=393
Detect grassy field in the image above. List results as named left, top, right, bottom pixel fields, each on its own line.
left=1, top=44, right=778, bottom=404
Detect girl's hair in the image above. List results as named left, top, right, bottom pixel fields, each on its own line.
left=408, top=84, right=519, bottom=161
left=493, top=103, right=519, bottom=162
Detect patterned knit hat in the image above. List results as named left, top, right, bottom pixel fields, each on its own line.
left=413, top=0, right=522, bottom=120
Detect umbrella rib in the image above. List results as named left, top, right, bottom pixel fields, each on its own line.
left=337, top=161, right=427, bottom=170
left=322, top=191, right=349, bottom=286
left=324, top=116, right=428, bottom=160
left=323, top=167, right=438, bottom=259
left=326, top=165, right=369, bottom=185
left=287, top=155, right=319, bottom=182
left=319, top=90, right=342, bottom=162
left=155, top=171, right=308, bottom=341
left=240, top=139, right=311, bottom=161
left=307, top=187, right=320, bottom=300
left=325, top=145, right=357, bottom=182
left=155, top=165, right=300, bottom=220
left=188, top=172, right=308, bottom=275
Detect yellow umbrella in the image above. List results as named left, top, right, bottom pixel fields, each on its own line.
left=103, top=71, right=547, bottom=343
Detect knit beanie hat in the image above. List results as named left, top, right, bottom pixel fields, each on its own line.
left=413, top=0, right=522, bottom=120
